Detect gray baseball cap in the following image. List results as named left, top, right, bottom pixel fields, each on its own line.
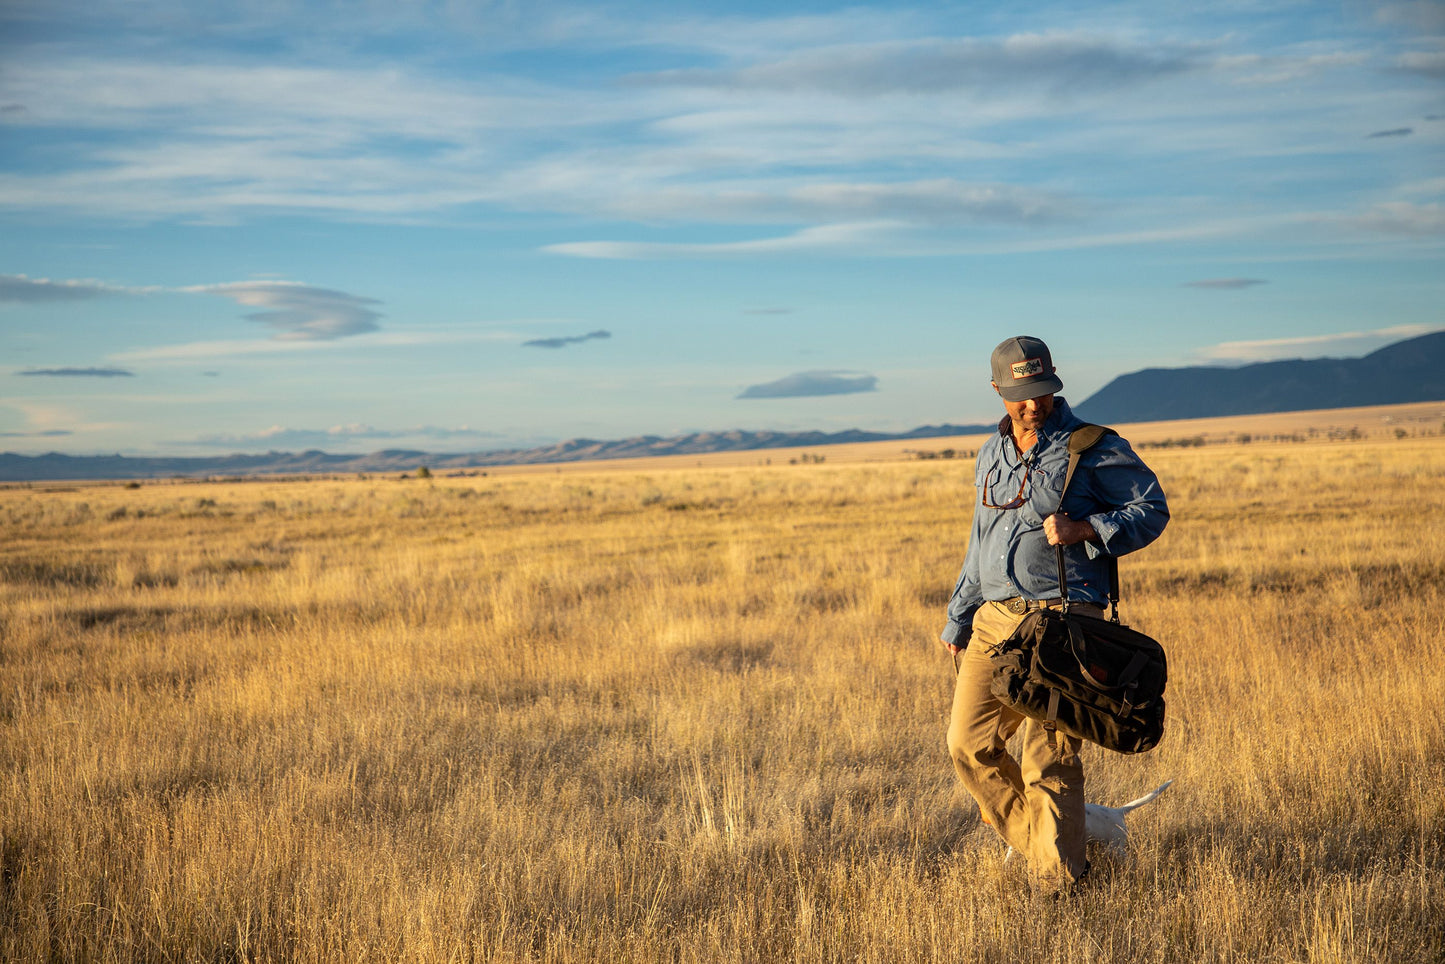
left=991, top=335, right=1064, bottom=401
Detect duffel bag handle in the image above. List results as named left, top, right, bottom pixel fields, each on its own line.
left=1055, top=544, right=1071, bottom=615
left=1063, top=619, right=1151, bottom=696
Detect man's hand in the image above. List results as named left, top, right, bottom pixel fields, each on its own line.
left=1044, top=512, right=1097, bottom=546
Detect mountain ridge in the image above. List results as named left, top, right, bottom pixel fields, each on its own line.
left=0, top=423, right=999, bottom=482
left=1073, top=330, right=1445, bottom=423
left=6, top=330, right=1442, bottom=482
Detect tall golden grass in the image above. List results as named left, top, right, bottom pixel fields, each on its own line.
left=2, top=436, right=1442, bottom=962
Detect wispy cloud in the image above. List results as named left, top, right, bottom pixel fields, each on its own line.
left=111, top=338, right=340, bottom=363
left=0, top=273, right=134, bottom=302
left=18, top=366, right=135, bottom=377
left=2, top=402, right=124, bottom=437
left=0, top=27, right=1226, bottom=241
left=111, top=324, right=519, bottom=363
left=1366, top=127, right=1413, bottom=138
left=633, top=34, right=1201, bottom=97
left=0, top=18, right=1425, bottom=269
left=738, top=370, right=878, bottom=399
left=2, top=273, right=385, bottom=345
left=1219, top=51, right=1369, bottom=86
left=546, top=221, right=902, bottom=260
left=785, top=180, right=1078, bottom=224
left=1183, top=278, right=1268, bottom=289
left=1196, top=324, right=1438, bottom=363
left=1395, top=50, right=1445, bottom=79
left=546, top=214, right=1287, bottom=261
left=1376, top=2, right=1445, bottom=33
left=0, top=56, right=595, bottom=222
left=1355, top=202, right=1445, bottom=236
left=185, top=282, right=382, bottom=340
left=542, top=178, right=1077, bottom=230
left=522, top=329, right=611, bottom=349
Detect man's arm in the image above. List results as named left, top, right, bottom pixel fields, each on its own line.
left=941, top=514, right=983, bottom=654
left=1064, top=437, right=1170, bottom=557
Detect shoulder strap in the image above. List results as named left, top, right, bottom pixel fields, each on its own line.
left=1053, top=423, right=1122, bottom=621
left=1058, top=423, right=1116, bottom=508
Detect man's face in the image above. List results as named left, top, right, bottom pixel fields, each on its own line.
left=995, top=386, right=1055, bottom=433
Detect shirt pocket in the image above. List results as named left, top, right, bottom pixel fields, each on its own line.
left=1019, top=463, right=1060, bottom=525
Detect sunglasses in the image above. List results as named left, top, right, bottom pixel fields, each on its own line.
left=981, top=462, right=1031, bottom=509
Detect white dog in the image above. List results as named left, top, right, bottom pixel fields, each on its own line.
left=1003, top=780, right=1172, bottom=862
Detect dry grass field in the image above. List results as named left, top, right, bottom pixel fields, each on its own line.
left=2, top=431, right=1443, bottom=962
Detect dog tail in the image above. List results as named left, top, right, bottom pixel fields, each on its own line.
left=1118, top=779, right=1173, bottom=813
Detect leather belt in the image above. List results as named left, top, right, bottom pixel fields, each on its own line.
left=1001, top=597, right=1062, bottom=615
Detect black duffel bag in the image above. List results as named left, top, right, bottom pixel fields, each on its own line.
left=989, top=601, right=1166, bottom=753
left=987, top=424, right=1168, bottom=754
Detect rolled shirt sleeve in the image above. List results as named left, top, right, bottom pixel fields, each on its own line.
left=1073, top=436, right=1170, bottom=560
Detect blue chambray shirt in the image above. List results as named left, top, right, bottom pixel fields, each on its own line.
left=940, top=397, right=1169, bottom=648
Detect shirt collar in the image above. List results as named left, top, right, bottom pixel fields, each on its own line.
left=996, top=396, right=1077, bottom=445
left=1036, top=396, right=1077, bottom=446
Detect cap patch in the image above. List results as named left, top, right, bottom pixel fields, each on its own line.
left=1010, top=357, right=1045, bottom=379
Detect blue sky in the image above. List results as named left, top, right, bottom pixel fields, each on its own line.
left=1, top=0, right=1442, bottom=456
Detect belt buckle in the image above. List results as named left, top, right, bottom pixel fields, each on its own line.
left=1006, top=598, right=1028, bottom=615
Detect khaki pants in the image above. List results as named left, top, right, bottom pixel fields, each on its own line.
left=947, top=600, right=1100, bottom=890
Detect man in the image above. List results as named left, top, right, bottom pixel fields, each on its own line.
left=942, top=335, right=1169, bottom=894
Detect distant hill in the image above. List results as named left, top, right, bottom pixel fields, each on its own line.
left=8, top=331, right=1443, bottom=482
left=1075, top=330, right=1445, bottom=423
left=0, top=423, right=996, bottom=482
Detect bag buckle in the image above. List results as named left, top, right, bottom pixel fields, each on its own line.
left=1120, top=680, right=1139, bottom=717
left=1044, top=689, right=1061, bottom=749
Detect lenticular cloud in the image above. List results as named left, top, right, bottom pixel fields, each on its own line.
left=738, top=370, right=878, bottom=399
left=522, top=329, right=611, bottom=349
left=189, top=282, right=382, bottom=340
